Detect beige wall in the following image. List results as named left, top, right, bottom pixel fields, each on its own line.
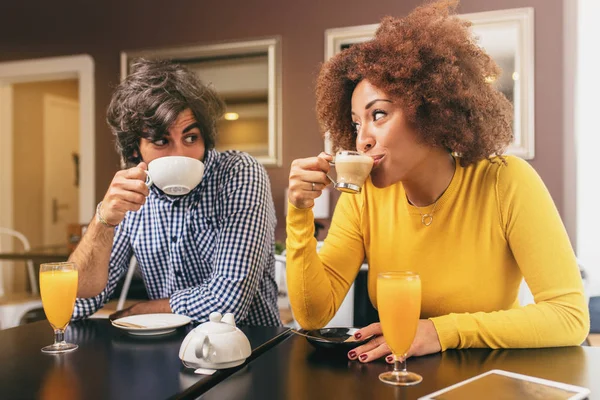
left=10, top=80, right=78, bottom=291
left=0, top=0, right=572, bottom=246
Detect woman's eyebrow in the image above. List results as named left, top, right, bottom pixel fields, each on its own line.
left=365, top=99, right=392, bottom=109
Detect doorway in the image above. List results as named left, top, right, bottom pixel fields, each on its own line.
left=0, top=55, right=95, bottom=293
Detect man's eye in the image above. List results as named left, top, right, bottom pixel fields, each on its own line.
left=184, top=135, right=198, bottom=144
left=153, top=139, right=167, bottom=146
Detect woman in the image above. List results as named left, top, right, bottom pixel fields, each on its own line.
left=286, top=0, right=589, bottom=364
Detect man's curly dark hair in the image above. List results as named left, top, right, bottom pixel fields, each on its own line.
left=316, top=0, right=513, bottom=166
left=107, top=58, right=225, bottom=167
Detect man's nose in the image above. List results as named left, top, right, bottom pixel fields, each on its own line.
left=170, top=143, right=193, bottom=157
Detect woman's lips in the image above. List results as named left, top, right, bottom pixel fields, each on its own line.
left=371, top=154, right=384, bottom=168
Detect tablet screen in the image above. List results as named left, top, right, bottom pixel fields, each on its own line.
left=430, top=373, right=581, bottom=400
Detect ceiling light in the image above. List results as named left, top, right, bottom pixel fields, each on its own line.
left=224, top=112, right=239, bottom=121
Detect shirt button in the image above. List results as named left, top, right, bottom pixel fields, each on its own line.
left=171, top=236, right=177, bottom=243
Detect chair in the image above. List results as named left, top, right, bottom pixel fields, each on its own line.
left=275, top=241, right=356, bottom=328
left=117, top=255, right=138, bottom=311
left=89, top=255, right=139, bottom=318
left=274, top=254, right=295, bottom=326
left=0, top=227, right=43, bottom=329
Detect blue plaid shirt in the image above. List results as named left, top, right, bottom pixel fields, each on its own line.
left=73, top=150, right=281, bottom=326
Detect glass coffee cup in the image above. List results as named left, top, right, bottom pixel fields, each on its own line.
left=329, top=150, right=374, bottom=194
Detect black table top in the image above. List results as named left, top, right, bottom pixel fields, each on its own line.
left=199, top=334, right=600, bottom=399
left=0, top=319, right=289, bottom=400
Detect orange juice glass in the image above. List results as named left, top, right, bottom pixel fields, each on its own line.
left=40, top=262, right=79, bottom=353
left=377, top=271, right=422, bottom=386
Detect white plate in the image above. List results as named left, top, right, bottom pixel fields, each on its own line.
left=111, top=313, right=192, bottom=336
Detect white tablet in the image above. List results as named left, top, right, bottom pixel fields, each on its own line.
left=419, top=369, right=590, bottom=400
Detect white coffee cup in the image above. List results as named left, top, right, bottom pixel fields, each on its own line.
left=146, top=156, right=205, bottom=196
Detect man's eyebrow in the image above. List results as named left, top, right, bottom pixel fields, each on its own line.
left=182, top=122, right=201, bottom=133
left=365, top=99, right=392, bottom=109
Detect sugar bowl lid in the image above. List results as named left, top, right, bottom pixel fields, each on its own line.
left=194, top=312, right=237, bottom=334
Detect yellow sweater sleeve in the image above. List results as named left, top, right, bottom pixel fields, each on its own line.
left=430, top=157, right=590, bottom=350
left=286, top=194, right=365, bottom=329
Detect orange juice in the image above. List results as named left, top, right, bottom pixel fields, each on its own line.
left=40, top=364, right=81, bottom=400
left=40, top=269, right=78, bottom=330
left=377, top=272, right=421, bottom=356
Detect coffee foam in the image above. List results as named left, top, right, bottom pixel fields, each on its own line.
left=333, top=153, right=373, bottom=191
left=334, top=153, right=373, bottom=165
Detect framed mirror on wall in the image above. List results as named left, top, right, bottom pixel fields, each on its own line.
left=121, top=37, right=282, bottom=166
left=324, top=7, right=535, bottom=159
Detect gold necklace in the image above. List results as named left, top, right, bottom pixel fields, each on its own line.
left=410, top=156, right=453, bottom=226
left=414, top=199, right=439, bottom=227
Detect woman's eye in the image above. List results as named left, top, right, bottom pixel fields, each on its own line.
left=351, top=122, right=360, bottom=132
left=373, top=110, right=386, bottom=121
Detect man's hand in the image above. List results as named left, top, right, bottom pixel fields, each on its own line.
left=109, top=299, right=172, bottom=320
left=346, top=320, right=442, bottom=363
left=100, top=162, right=150, bottom=227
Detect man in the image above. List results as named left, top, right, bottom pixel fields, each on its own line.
left=71, top=59, right=280, bottom=326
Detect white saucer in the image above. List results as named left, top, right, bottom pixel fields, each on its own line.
left=111, top=313, right=192, bottom=336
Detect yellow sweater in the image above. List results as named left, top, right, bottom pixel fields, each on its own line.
left=286, top=156, right=589, bottom=350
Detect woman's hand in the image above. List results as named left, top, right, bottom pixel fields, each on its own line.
left=288, top=152, right=333, bottom=210
left=347, top=320, right=442, bottom=363
left=99, top=162, right=149, bottom=226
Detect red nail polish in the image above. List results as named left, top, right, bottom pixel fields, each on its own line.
left=348, top=350, right=356, bottom=358
left=359, top=354, right=367, bottom=361
left=355, top=332, right=362, bottom=339
left=386, top=356, right=393, bottom=362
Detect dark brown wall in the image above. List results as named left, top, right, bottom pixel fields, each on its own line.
left=0, top=0, right=568, bottom=243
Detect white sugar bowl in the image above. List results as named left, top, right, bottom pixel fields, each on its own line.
left=179, top=312, right=251, bottom=370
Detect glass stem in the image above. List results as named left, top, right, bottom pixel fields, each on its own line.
left=394, top=355, right=408, bottom=374
left=54, top=329, right=65, bottom=345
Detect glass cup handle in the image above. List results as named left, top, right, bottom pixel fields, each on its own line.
left=326, top=173, right=337, bottom=185
left=326, top=161, right=337, bottom=185
left=144, top=170, right=153, bottom=188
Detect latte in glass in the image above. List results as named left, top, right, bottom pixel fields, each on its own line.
left=333, top=151, right=373, bottom=194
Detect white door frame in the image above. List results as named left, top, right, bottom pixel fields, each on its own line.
left=575, top=0, right=600, bottom=297
left=0, top=55, right=95, bottom=228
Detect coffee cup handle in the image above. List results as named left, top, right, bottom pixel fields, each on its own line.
left=326, top=173, right=336, bottom=185
left=144, top=170, right=153, bottom=188
left=325, top=161, right=337, bottom=185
